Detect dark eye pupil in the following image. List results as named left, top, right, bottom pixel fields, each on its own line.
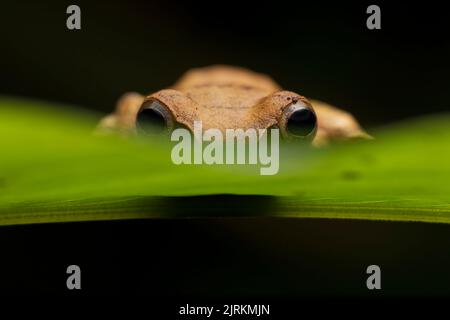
left=287, top=108, right=317, bottom=137
left=136, top=108, right=167, bottom=134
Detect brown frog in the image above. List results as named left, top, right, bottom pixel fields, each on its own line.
left=98, top=65, right=370, bottom=145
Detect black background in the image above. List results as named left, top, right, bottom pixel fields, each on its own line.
left=0, top=1, right=449, bottom=298
left=2, top=218, right=450, bottom=296
left=1, top=0, right=449, bottom=124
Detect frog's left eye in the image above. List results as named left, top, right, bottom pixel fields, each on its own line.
left=279, top=101, right=317, bottom=140
left=136, top=100, right=174, bottom=135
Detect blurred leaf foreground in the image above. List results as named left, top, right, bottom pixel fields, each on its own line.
left=0, top=97, right=449, bottom=225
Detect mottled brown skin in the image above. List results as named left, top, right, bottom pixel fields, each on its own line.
left=98, top=65, right=370, bottom=145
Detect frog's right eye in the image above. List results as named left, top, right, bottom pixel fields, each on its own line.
left=279, top=101, right=317, bottom=140
left=136, top=100, right=174, bottom=135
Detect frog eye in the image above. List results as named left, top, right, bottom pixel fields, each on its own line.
left=279, top=101, right=317, bottom=139
left=136, top=100, right=174, bottom=134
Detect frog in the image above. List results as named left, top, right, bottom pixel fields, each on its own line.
left=98, top=65, right=370, bottom=146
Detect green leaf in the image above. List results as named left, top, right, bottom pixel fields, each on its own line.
left=0, top=96, right=449, bottom=225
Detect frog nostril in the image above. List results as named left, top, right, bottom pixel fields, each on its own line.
left=136, top=100, right=173, bottom=135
